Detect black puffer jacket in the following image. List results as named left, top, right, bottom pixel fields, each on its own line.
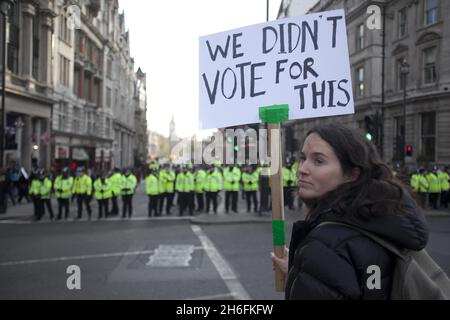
left=285, top=193, right=429, bottom=300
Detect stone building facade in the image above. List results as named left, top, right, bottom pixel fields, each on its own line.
left=1, top=0, right=148, bottom=171
left=278, top=0, right=450, bottom=168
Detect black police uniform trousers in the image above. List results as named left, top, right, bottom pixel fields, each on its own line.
left=77, top=194, right=92, bottom=218
left=158, top=192, right=166, bottom=214
left=196, top=192, right=204, bottom=212
left=206, top=191, right=218, bottom=214
left=122, top=194, right=133, bottom=217
left=283, top=186, right=294, bottom=209
left=32, top=196, right=43, bottom=220
left=259, top=177, right=270, bottom=212
left=442, top=190, right=449, bottom=208
left=245, top=191, right=258, bottom=212
left=57, top=198, right=70, bottom=219
left=179, top=192, right=194, bottom=216
left=41, top=198, right=54, bottom=220
left=225, top=191, right=238, bottom=213
left=110, top=194, right=119, bottom=216
left=165, top=192, right=174, bottom=214
left=98, top=198, right=109, bottom=219
left=148, top=195, right=159, bottom=217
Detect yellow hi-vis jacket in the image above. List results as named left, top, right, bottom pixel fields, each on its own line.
left=410, top=174, right=419, bottom=193
left=145, top=174, right=159, bottom=195
left=426, top=172, right=441, bottom=193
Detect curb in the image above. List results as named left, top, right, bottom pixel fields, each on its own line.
left=191, top=217, right=272, bottom=225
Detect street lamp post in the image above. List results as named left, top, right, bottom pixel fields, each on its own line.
left=0, top=0, right=14, bottom=168
left=400, top=58, right=410, bottom=166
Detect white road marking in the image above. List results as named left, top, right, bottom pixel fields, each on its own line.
left=186, top=292, right=236, bottom=300
left=0, top=220, right=32, bottom=224
left=0, top=216, right=193, bottom=224
left=0, top=246, right=204, bottom=267
left=0, top=250, right=155, bottom=267
left=146, top=245, right=196, bottom=267
left=191, top=225, right=251, bottom=300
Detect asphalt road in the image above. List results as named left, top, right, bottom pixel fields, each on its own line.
left=0, top=193, right=449, bottom=300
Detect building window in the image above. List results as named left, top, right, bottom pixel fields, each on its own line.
left=398, top=8, right=408, bottom=38
left=7, top=3, right=20, bottom=74
left=73, top=107, right=81, bottom=133
left=59, top=55, right=70, bottom=87
left=59, top=14, right=71, bottom=44
left=32, top=13, right=40, bottom=80
left=93, top=113, right=99, bottom=135
left=86, top=112, right=93, bottom=134
left=424, top=0, right=438, bottom=25
left=105, top=118, right=111, bottom=137
left=58, top=102, right=69, bottom=131
left=93, top=78, right=101, bottom=106
left=84, top=72, right=91, bottom=101
left=76, top=30, right=84, bottom=57
left=106, top=57, right=112, bottom=79
left=114, top=88, right=118, bottom=110
left=74, top=66, right=81, bottom=97
left=356, top=24, right=364, bottom=50
left=356, top=67, right=364, bottom=97
left=421, top=112, right=436, bottom=161
left=397, top=58, right=407, bottom=91
left=423, top=47, right=437, bottom=84
left=106, top=87, right=111, bottom=108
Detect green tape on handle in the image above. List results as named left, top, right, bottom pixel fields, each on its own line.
left=259, top=104, right=289, bottom=124
left=272, top=220, right=285, bottom=246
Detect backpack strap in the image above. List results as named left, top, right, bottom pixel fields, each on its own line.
left=318, top=221, right=408, bottom=261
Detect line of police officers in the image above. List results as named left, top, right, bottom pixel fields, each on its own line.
left=409, top=166, right=450, bottom=210
left=29, top=167, right=137, bottom=221
left=145, top=160, right=300, bottom=217
left=27, top=160, right=301, bottom=221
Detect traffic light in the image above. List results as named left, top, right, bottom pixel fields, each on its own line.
left=406, top=145, right=413, bottom=157
left=364, top=115, right=374, bottom=141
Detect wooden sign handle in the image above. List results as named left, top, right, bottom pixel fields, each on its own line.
left=268, top=123, right=286, bottom=292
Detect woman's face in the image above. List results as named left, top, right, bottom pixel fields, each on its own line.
left=297, top=133, right=352, bottom=200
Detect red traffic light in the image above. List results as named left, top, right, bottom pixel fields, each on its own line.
left=406, top=145, right=413, bottom=156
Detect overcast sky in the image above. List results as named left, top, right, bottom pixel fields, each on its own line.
left=119, top=0, right=317, bottom=139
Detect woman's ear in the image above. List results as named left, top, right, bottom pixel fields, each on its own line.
left=345, top=167, right=361, bottom=183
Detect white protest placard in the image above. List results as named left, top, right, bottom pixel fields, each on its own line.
left=199, top=9, right=354, bottom=129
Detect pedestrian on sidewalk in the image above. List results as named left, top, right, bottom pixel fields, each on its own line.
left=205, top=164, right=222, bottom=214
left=122, top=168, right=137, bottom=218
left=438, top=166, right=449, bottom=209
left=242, top=165, right=258, bottom=213
left=258, top=162, right=271, bottom=214
left=426, top=166, right=441, bottom=210
left=55, top=167, right=73, bottom=220
left=94, top=171, right=111, bottom=219
left=109, top=168, right=122, bottom=216
left=17, top=167, right=31, bottom=204
left=29, top=169, right=43, bottom=220
left=146, top=167, right=159, bottom=217
left=40, top=170, right=54, bottom=220
left=164, top=164, right=176, bottom=214
left=74, top=167, right=92, bottom=219
left=271, top=124, right=428, bottom=299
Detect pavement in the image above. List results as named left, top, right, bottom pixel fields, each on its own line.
left=0, top=195, right=448, bottom=224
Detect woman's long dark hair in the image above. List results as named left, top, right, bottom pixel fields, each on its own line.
left=301, top=124, right=412, bottom=221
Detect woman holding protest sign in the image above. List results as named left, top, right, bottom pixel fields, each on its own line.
left=271, top=123, right=429, bottom=299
